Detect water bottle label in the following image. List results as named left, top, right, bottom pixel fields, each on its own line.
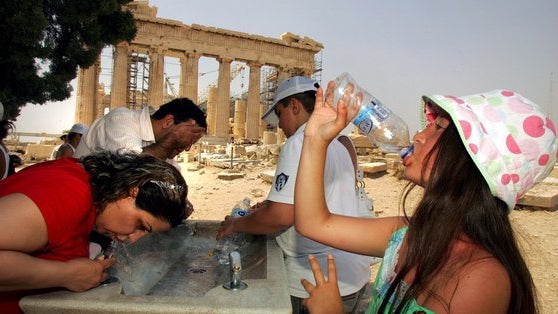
left=231, top=208, right=249, bottom=217
left=370, top=99, right=391, bottom=121
left=353, top=107, right=374, bottom=135
left=352, top=98, right=393, bottom=135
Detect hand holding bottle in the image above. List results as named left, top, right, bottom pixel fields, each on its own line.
left=304, top=81, right=361, bottom=145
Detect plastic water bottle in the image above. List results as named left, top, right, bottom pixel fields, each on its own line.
left=231, top=197, right=251, bottom=218
left=215, top=198, right=252, bottom=264
left=333, top=72, right=411, bottom=155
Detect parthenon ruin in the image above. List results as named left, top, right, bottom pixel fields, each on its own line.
left=74, top=0, right=323, bottom=143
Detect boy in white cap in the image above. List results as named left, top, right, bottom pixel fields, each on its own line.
left=56, top=123, right=89, bottom=159
left=294, top=83, right=557, bottom=313
left=217, top=76, right=371, bottom=313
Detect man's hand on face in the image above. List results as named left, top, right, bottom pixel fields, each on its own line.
left=172, top=120, right=206, bottom=148
left=158, top=120, right=205, bottom=158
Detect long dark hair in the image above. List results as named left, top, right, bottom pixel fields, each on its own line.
left=380, top=121, right=537, bottom=313
left=82, top=151, right=188, bottom=227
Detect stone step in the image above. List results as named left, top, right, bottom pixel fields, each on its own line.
left=259, top=170, right=275, bottom=184
left=518, top=176, right=558, bottom=210
left=360, top=162, right=388, bottom=174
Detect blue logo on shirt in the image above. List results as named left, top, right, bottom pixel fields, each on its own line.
left=275, top=173, right=289, bottom=192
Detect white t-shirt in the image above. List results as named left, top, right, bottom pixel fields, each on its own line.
left=269, top=123, right=370, bottom=298
left=74, top=107, right=155, bottom=158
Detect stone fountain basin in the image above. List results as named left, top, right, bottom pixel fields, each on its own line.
left=20, top=220, right=290, bottom=314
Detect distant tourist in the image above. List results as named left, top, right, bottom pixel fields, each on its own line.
left=50, top=133, right=68, bottom=160
left=55, top=123, right=89, bottom=159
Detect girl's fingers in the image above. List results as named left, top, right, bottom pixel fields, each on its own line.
left=326, top=255, right=338, bottom=285
left=308, top=254, right=326, bottom=285
left=301, top=278, right=315, bottom=293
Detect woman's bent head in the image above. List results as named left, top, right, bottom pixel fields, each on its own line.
left=82, top=151, right=187, bottom=242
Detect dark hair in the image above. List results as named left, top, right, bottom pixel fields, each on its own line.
left=0, top=120, right=15, bottom=140
left=67, top=132, right=80, bottom=141
left=381, top=121, right=537, bottom=313
left=82, top=151, right=188, bottom=227
left=277, top=90, right=317, bottom=114
left=151, top=98, right=207, bottom=129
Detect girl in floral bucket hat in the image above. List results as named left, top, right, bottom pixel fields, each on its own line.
left=292, top=82, right=557, bottom=314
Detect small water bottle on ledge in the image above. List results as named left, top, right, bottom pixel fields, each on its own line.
left=231, top=197, right=251, bottom=218
left=215, top=198, right=252, bottom=264
left=333, top=72, right=411, bottom=155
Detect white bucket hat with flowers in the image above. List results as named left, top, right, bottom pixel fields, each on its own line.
left=422, top=90, right=557, bottom=211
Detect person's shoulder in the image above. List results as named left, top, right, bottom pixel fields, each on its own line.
left=106, top=107, right=133, bottom=116
left=435, top=241, right=511, bottom=312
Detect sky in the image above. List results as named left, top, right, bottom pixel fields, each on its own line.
left=14, top=0, right=558, bottom=142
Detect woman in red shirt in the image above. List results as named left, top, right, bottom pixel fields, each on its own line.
left=0, top=151, right=188, bottom=313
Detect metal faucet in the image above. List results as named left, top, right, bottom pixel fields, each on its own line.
left=223, top=251, right=247, bottom=290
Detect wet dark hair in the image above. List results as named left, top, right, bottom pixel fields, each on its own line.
left=381, top=119, right=537, bottom=313
left=82, top=151, right=188, bottom=227
left=151, top=98, right=207, bottom=129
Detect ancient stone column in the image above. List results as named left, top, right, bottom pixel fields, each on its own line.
left=277, top=66, right=291, bottom=85
left=245, top=61, right=262, bottom=140
left=110, top=42, right=129, bottom=109
left=262, top=131, right=277, bottom=145
left=148, top=47, right=165, bottom=108
left=233, top=99, right=247, bottom=138
left=179, top=52, right=200, bottom=103
left=215, top=57, right=232, bottom=139
left=75, top=58, right=100, bottom=126
left=277, top=128, right=286, bottom=144
left=259, top=103, right=267, bottom=138
left=206, top=86, right=218, bottom=135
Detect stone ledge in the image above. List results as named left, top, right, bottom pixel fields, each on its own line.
left=518, top=178, right=558, bottom=210
left=360, top=162, right=388, bottom=174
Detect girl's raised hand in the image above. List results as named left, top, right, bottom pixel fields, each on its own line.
left=304, top=81, right=361, bottom=143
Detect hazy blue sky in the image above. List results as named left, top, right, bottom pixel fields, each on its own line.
left=15, top=0, right=558, bottom=140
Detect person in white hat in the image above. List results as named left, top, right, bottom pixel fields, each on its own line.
left=294, top=82, right=557, bottom=313
left=55, top=123, right=89, bottom=159
left=217, top=76, right=371, bottom=313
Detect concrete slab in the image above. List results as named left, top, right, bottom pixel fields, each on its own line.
left=259, top=170, right=275, bottom=184
left=360, top=162, right=388, bottom=174
left=518, top=178, right=558, bottom=210
left=217, top=171, right=246, bottom=180
left=20, top=221, right=291, bottom=314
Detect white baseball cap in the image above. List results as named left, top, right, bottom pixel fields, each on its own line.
left=261, top=76, right=319, bottom=126
left=69, top=123, right=89, bottom=135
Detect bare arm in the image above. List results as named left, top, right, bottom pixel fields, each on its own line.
left=294, top=82, right=403, bottom=257
left=216, top=201, right=292, bottom=240
left=55, top=145, right=74, bottom=159
left=423, top=257, right=511, bottom=313
left=0, top=194, right=114, bottom=291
